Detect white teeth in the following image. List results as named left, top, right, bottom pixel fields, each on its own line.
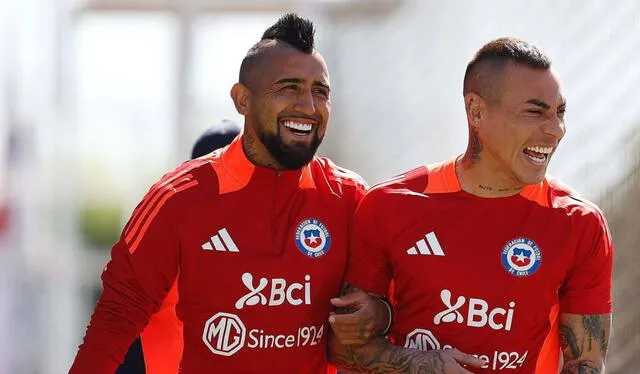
left=283, top=121, right=313, bottom=132
left=526, top=154, right=546, bottom=164
left=526, top=146, right=553, bottom=154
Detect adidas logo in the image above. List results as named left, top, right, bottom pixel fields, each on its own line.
left=202, top=228, right=239, bottom=252
left=406, top=232, right=445, bottom=256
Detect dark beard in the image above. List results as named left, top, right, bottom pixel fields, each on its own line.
left=260, top=128, right=322, bottom=170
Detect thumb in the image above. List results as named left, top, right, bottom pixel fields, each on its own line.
left=330, top=292, right=362, bottom=308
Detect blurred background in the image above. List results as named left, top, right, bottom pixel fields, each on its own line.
left=0, top=0, right=638, bottom=373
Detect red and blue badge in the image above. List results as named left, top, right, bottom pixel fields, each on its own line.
left=501, top=237, right=542, bottom=277
left=295, top=218, right=331, bottom=258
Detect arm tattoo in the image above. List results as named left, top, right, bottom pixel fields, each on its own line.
left=560, top=361, right=601, bottom=374
left=330, top=283, right=444, bottom=373
left=559, top=325, right=583, bottom=359
left=559, top=314, right=610, bottom=373
left=582, top=315, right=608, bottom=356
left=330, top=337, right=445, bottom=374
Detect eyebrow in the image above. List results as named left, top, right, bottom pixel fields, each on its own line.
left=525, top=98, right=568, bottom=110
left=274, top=77, right=330, bottom=91
left=525, top=99, right=551, bottom=110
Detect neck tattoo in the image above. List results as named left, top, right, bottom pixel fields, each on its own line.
left=478, top=184, right=522, bottom=192
left=242, top=136, right=280, bottom=169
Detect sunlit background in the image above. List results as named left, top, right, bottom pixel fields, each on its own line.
left=0, top=0, right=639, bottom=373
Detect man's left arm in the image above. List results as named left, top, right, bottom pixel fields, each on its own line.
left=559, top=312, right=611, bottom=373
left=559, top=209, right=614, bottom=373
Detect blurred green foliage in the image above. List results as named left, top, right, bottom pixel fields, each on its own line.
left=78, top=204, right=123, bottom=249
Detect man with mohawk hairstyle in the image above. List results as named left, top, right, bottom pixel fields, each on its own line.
left=70, top=13, right=389, bottom=374
left=329, top=38, right=613, bottom=374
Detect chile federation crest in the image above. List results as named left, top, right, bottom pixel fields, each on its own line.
left=501, top=237, right=542, bottom=277
left=295, top=218, right=331, bottom=258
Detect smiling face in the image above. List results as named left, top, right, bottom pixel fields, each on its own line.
left=232, top=43, right=330, bottom=170
left=473, top=62, right=566, bottom=186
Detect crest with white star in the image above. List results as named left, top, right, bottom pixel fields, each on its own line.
left=295, top=218, right=332, bottom=258
left=500, top=237, right=542, bottom=277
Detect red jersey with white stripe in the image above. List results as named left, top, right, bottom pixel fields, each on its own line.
left=70, top=137, right=366, bottom=374
left=345, top=160, right=613, bottom=373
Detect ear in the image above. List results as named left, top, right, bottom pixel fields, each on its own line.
left=464, top=93, right=486, bottom=128
left=230, top=83, right=250, bottom=116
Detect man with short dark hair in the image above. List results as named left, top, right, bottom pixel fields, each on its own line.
left=71, top=14, right=388, bottom=374
left=329, top=37, right=613, bottom=374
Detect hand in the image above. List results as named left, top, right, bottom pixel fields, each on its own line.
left=329, top=290, right=389, bottom=345
left=424, top=348, right=486, bottom=374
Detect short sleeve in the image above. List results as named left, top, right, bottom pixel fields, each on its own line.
left=559, top=209, right=613, bottom=314
left=344, top=190, right=393, bottom=296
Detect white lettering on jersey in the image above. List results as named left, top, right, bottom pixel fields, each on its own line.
left=202, top=312, right=325, bottom=356
left=202, top=312, right=246, bottom=356
left=235, top=273, right=312, bottom=309
left=434, top=289, right=516, bottom=331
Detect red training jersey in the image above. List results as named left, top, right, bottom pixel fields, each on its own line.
left=70, top=137, right=366, bottom=374
left=345, top=160, right=613, bottom=374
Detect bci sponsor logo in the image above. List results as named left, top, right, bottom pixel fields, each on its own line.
left=235, top=273, right=312, bottom=310
left=434, top=289, right=516, bottom=331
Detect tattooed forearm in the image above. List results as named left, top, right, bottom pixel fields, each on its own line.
left=582, top=315, right=609, bottom=356
left=559, top=325, right=583, bottom=359
left=559, top=313, right=610, bottom=373
left=329, top=336, right=444, bottom=374
left=329, top=283, right=449, bottom=373
left=560, top=361, right=601, bottom=374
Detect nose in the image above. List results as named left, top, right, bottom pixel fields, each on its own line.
left=542, top=116, right=566, bottom=140
left=293, top=89, right=316, bottom=115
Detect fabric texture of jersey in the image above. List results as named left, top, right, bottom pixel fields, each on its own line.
left=344, top=160, right=613, bottom=374
left=70, top=137, right=367, bottom=374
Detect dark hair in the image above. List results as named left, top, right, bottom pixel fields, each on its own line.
left=239, top=13, right=316, bottom=85
left=463, top=37, right=552, bottom=99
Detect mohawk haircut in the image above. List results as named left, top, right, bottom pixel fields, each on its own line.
left=463, top=37, right=552, bottom=102
left=239, top=13, right=316, bottom=85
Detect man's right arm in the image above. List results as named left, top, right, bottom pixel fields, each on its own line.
left=69, top=179, right=189, bottom=374
left=327, top=283, right=486, bottom=374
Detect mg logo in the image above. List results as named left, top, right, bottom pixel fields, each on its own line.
left=235, top=273, right=312, bottom=309
left=404, top=329, right=441, bottom=351
left=433, top=289, right=516, bottom=331
left=202, top=312, right=246, bottom=356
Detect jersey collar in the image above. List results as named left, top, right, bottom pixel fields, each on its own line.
left=218, top=135, right=316, bottom=192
